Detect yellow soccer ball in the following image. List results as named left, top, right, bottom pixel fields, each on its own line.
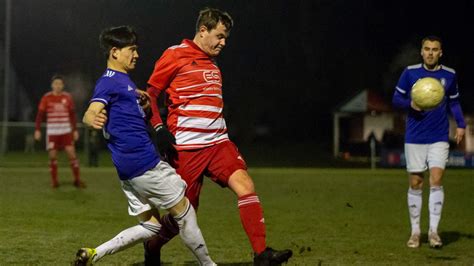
left=411, top=77, right=445, bottom=110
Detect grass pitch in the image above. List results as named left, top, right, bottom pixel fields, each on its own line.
left=0, top=162, right=473, bottom=265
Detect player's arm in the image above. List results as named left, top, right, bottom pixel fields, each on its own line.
left=392, top=69, right=414, bottom=110
left=147, top=85, right=176, bottom=161
left=147, top=49, right=178, bottom=161
left=34, top=96, right=46, bottom=141
left=147, top=85, right=164, bottom=128
left=83, top=102, right=108, bottom=130
left=446, top=77, right=466, bottom=144
left=147, top=49, right=177, bottom=129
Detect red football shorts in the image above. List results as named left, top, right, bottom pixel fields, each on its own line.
left=172, top=140, right=247, bottom=209
left=46, top=133, right=74, bottom=150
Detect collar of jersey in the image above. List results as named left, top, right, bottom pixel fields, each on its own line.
left=106, top=68, right=130, bottom=76
left=183, top=39, right=210, bottom=57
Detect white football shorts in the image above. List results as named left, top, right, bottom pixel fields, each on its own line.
left=121, top=161, right=187, bottom=216
left=405, top=141, right=449, bottom=173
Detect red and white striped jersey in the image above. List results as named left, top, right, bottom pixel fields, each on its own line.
left=148, top=39, right=229, bottom=150
left=35, top=92, right=77, bottom=136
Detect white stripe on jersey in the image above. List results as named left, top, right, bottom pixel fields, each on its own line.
left=169, top=43, right=188, bottom=50
left=177, top=116, right=226, bottom=130
left=103, top=70, right=116, bottom=77
left=407, top=63, right=422, bottom=70
left=47, top=123, right=72, bottom=136
left=178, top=105, right=223, bottom=113
left=177, top=69, right=219, bottom=76
left=179, top=93, right=223, bottom=99
left=396, top=86, right=406, bottom=94
left=91, top=98, right=108, bottom=105
left=441, top=65, right=456, bottom=74
left=176, top=82, right=222, bottom=91
left=175, top=130, right=229, bottom=145
left=449, top=92, right=459, bottom=99
left=48, top=117, right=70, bottom=122
left=47, top=112, right=69, bottom=117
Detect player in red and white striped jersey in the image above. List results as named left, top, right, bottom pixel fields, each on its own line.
left=145, top=8, right=292, bottom=265
left=34, top=75, right=84, bottom=188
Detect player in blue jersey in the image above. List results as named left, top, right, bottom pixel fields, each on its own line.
left=392, top=36, right=466, bottom=249
left=74, top=26, right=216, bottom=266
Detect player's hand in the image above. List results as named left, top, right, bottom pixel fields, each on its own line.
left=136, top=89, right=151, bottom=110
left=155, top=124, right=177, bottom=162
left=92, top=109, right=108, bottom=130
left=455, top=128, right=465, bottom=145
left=410, top=101, right=422, bottom=111
left=34, top=130, right=41, bottom=141
left=73, top=130, right=79, bottom=141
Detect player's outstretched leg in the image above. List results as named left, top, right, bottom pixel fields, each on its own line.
left=74, top=220, right=161, bottom=264
left=170, top=197, right=216, bottom=266
left=144, top=214, right=179, bottom=265
left=74, top=248, right=97, bottom=266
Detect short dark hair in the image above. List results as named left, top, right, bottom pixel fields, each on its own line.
left=99, top=25, right=138, bottom=59
left=421, top=35, right=442, bottom=48
left=51, top=74, right=64, bottom=83
left=195, top=8, right=233, bottom=33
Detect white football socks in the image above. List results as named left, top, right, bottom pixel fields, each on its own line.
left=407, top=188, right=422, bottom=235
left=174, top=199, right=216, bottom=266
left=94, top=221, right=160, bottom=262
left=429, top=186, right=444, bottom=234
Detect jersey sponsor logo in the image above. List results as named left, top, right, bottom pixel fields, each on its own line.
left=202, top=70, right=220, bottom=83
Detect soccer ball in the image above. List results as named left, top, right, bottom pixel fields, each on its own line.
left=411, top=77, right=445, bottom=110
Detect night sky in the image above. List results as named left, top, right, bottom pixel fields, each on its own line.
left=1, top=0, right=473, bottom=144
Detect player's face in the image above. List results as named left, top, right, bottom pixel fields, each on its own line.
left=114, top=45, right=139, bottom=72
left=199, top=22, right=229, bottom=57
left=421, top=40, right=442, bottom=69
left=51, top=79, right=64, bottom=94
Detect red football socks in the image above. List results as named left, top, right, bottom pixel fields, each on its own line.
left=238, top=193, right=267, bottom=254
left=70, top=158, right=80, bottom=182
left=49, top=159, right=58, bottom=187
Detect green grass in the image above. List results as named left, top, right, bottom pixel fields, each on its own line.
left=0, top=165, right=473, bottom=265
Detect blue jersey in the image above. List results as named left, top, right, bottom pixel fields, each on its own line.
left=392, top=64, right=465, bottom=144
left=91, top=69, right=160, bottom=180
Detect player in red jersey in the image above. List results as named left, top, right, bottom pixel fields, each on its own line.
left=145, top=8, right=292, bottom=265
left=35, top=75, right=84, bottom=188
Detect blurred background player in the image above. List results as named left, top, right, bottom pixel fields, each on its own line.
left=75, top=25, right=215, bottom=266
left=392, top=36, right=466, bottom=248
left=145, top=7, right=292, bottom=265
left=34, top=75, right=84, bottom=188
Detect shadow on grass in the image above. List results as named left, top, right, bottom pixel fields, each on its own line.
left=441, top=231, right=474, bottom=246
left=419, top=231, right=473, bottom=248
left=132, top=261, right=252, bottom=266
